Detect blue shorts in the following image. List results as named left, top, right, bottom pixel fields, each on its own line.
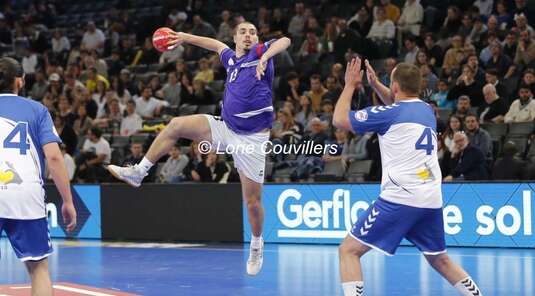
left=350, top=198, right=446, bottom=256
left=0, top=218, right=53, bottom=261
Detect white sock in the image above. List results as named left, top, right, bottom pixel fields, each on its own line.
left=454, top=277, right=482, bottom=296
left=342, top=281, right=364, bottom=296
left=137, top=157, right=154, bottom=172
left=251, top=235, right=263, bottom=248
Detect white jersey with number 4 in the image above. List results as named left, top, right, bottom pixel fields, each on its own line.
left=349, top=99, right=442, bottom=209
left=0, top=94, right=62, bottom=219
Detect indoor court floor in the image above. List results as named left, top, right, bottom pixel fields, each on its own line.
left=1, top=238, right=533, bottom=295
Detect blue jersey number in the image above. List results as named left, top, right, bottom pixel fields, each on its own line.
left=3, top=122, right=30, bottom=155
left=415, top=127, right=434, bottom=155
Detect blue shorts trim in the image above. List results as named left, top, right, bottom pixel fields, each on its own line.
left=0, top=217, right=53, bottom=261
left=350, top=197, right=446, bottom=255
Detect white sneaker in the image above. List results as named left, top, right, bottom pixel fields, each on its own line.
left=247, top=239, right=264, bottom=276
left=107, top=165, right=147, bottom=187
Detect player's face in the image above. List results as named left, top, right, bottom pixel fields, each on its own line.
left=234, top=23, right=259, bottom=52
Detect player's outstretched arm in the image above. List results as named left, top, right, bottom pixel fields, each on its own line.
left=365, top=60, right=394, bottom=105
left=333, top=57, right=363, bottom=132
left=256, top=37, right=291, bottom=79
left=43, top=143, right=77, bottom=232
left=169, top=31, right=229, bottom=55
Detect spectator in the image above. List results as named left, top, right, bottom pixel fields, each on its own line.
left=515, top=30, right=535, bottom=68
left=122, top=142, right=145, bottom=166
left=432, top=80, right=454, bottom=109
left=492, top=141, right=527, bottom=180
left=520, top=69, right=535, bottom=92
left=485, top=42, right=512, bottom=78
left=92, top=80, right=109, bottom=119
left=51, top=29, right=70, bottom=56
left=108, top=50, right=125, bottom=77
left=333, top=19, right=362, bottom=63
left=216, top=10, right=233, bottom=45
left=378, top=0, right=400, bottom=22
left=367, top=6, right=395, bottom=58
left=323, top=128, right=350, bottom=164
left=271, top=108, right=303, bottom=148
left=158, top=144, right=190, bottom=183
left=29, top=70, right=48, bottom=100
left=420, top=64, right=438, bottom=91
left=322, top=75, right=342, bottom=102
left=504, top=84, right=535, bottom=123
left=288, top=117, right=328, bottom=181
left=442, top=6, right=462, bottom=36
left=304, top=74, right=327, bottom=113
left=288, top=2, right=306, bottom=38
left=464, top=114, right=493, bottom=159
left=57, top=95, right=77, bottom=126
left=21, top=47, right=38, bottom=76
left=134, top=37, right=160, bottom=65
left=401, top=35, right=418, bottom=64
left=298, top=31, right=322, bottom=64
left=193, top=152, right=229, bottom=183
left=442, top=115, right=464, bottom=153
left=458, top=14, right=474, bottom=39
left=134, top=86, right=163, bottom=120
left=63, top=74, right=85, bottom=97
left=428, top=100, right=447, bottom=134
left=484, top=68, right=509, bottom=103
left=48, top=73, right=63, bottom=97
left=502, top=31, right=518, bottom=60
left=193, top=58, right=214, bottom=83
left=81, top=21, right=105, bottom=52
left=398, top=0, right=424, bottom=37
left=85, top=67, right=109, bottom=94
left=444, top=131, right=489, bottom=181
left=73, top=104, right=93, bottom=136
left=296, top=94, right=316, bottom=126
left=479, top=83, right=508, bottom=123
left=121, top=100, right=143, bottom=136
left=80, top=87, right=98, bottom=119
left=345, top=132, right=371, bottom=162
left=422, top=33, right=443, bottom=67
left=159, top=44, right=184, bottom=65
left=53, top=114, right=78, bottom=156
left=442, top=35, right=464, bottom=77
left=157, top=72, right=181, bottom=106
left=473, top=0, right=493, bottom=18
left=47, top=144, right=75, bottom=181
left=319, top=99, right=334, bottom=127
left=94, top=97, right=123, bottom=134
left=348, top=6, right=372, bottom=38
left=447, top=65, right=485, bottom=107
left=77, top=127, right=111, bottom=182
left=111, top=76, right=132, bottom=105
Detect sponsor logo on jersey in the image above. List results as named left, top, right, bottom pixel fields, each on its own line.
left=355, top=110, right=368, bottom=122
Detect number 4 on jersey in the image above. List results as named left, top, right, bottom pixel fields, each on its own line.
left=3, top=122, right=30, bottom=155
left=415, top=127, right=434, bottom=155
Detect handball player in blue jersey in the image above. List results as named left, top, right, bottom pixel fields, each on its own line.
left=0, top=57, right=77, bottom=296
left=333, top=58, right=483, bottom=296
left=108, top=22, right=291, bottom=275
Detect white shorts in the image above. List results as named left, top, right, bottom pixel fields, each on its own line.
left=205, top=115, right=269, bottom=184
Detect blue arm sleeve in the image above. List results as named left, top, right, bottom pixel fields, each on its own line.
left=349, top=104, right=400, bottom=135
left=38, top=108, right=62, bottom=146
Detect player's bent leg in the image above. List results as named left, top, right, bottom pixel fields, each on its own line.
left=239, top=172, right=265, bottom=276
left=25, top=258, right=53, bottom=296
left=425, top=253, right=483, bottom=296
left=339, top=235, right=370, bottom=296
left=108, top=115, right=212, bottom=187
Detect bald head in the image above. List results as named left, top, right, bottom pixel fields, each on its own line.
left=453, top=131, right=469, bottom=150
left=483, top=83, right=498, bottom=103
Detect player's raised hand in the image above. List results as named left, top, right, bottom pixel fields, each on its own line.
left=167, top=31, right=185, bottom=48
left=256, top=56, right=268, bottom=80
left=365, top=59, right=379, bottom=87
left=62, top=201, right=77, bottom=233
left=344, top=57, right=363, bottom=88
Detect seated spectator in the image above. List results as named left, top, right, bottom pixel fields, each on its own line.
left=484, top=68, right=509, bottom=103
left=80, top=87, right=98, bottom=119
left=53, top=115, right=78, bottom=156
left=432, top=80, right=454, bottom=109
left=295, top=95, right=316, bottom=127
left=345, top=132, right=371, bottom=162
left=442, top=115, right=464, bottom=153
left=122, top=142, right=145, bottom=166
left=451, top=95, right=472, bottom=122
left=93, top=97, right=123, bottom=134
left=319, top=99, right=334, bottom=129
left=479, top=84, right=508, bottom=123
left=447, top=65, right=484, bottom=107
left=428, top=101, right=446, bottom=134
left=92, top=80, right=109, bottom=119
left=464, top=114, right=492, bottom=159
left=29, top=70, right=48, bottom=101
left=81, top=21, right=105, bottom=52
left=57, top=95, right=77, bottom=127
left=85, top=67, right=109, bottom=94
left=121, top=100, right=143, bottom=136
left=322, top=75, right=342, bottom=102
left=401, top=35, right=419, bottom=64
left=192, top=152, right=229, bottom=183
left=158, top=144, right=189, bottom=183
left=442, top=35, right=464, bottom=77
left=63, top=74, right=85, bottom=98
left=323, top=128, right=350, bottom=164
left=485, top=41, right=512, bottom=78
left=76, top=127, right=111, bottom=182
left=111, top=76, right=132, bottom=105
left=47, top=144, right=75, bottom=181
left=159, top=44, right=184, bottom=65
left=492, top=141, right=527, bottom=180
left=133, top=37, right=160, bottom=65
left=156, top=72, right=181, bottom=106
left=298, top=31, right=323, bottom=62
left=505, top=84, right=535, bottom=123
left=107, top=50, right=125, bottom=78
left=73, top=105, right=93, bottom=136
left=515, top=30, right=535, bottom=68
left=271, top=108, right=304, bottom=146
left=193, top=57, right=214, bottom=83
left=366, top=6, right=395, bottom=58
left=288, top=118, right=328, bottom=181
left=134, top=86, right=164, bottom=119
left=183, top=79, right=215, bottom=106
left=444, top=131, right=489, bottom=181
left=398, top=0, right=424, bottom=37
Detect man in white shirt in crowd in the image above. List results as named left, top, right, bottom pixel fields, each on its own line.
left=77, top=127, right=111, bottom=182
left=398, top=0, right=424, bottom=37
left=134, top=86, right=165, bottom=120
left=505, top=84, right=535, bottom=123
left=367, top=6, right=396, bottom=58
left=22, top=47, right=38, bottom=75
left=121, top=100, right=143, bottom=136
left=81, top=21, right=105, bottom=52
left=48, top=144, right=76, bottom=181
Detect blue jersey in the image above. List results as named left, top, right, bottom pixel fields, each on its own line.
left=0, top=94, right=61, bottom=219
left=219, top=40, right=276, bottom=134
left=349, top=99, right=442, bottom=209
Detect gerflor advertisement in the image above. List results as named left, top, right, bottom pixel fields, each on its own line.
left=245, top=183, right=535, bottom=248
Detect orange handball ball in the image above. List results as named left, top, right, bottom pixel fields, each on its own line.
left=152, top=27, right=175, bottom=52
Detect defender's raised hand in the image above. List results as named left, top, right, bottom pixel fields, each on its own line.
left=344, top=57, right=363, bottom=89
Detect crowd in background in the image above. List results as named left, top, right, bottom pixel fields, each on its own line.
left=1, top=0, right=535, bottom=183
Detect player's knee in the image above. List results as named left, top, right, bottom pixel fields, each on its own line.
left=245, top=196, right=262, bottom=212
left=339, top=240, right=365, bottom=258
left=168, top=117, right=184, bottom=132
left=25, top=259, right=48, bottom=276
left=428, top=254, right=451, bottom=271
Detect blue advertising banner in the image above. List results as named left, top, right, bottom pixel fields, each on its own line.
left=244, top=183, right=535, bottom=248
left=47, top=185, right=101, bottom=239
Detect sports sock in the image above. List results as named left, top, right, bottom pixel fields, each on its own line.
left=251, top=235, right=263, bottom=249
left=342, top=281, right=364, bottom=296
left=454, top=277, right=482, bottom=296
left=138, top=157, right=154, bottom=173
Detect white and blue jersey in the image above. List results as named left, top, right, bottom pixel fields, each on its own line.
left=0, top=93, right=61, bottom=220
left=348, top=99, right=446, bottom=255
left=349, top=99, right=442, bottom=209
left=219, top=40, right=276, bottom=135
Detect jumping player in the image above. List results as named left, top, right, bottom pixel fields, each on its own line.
left=0, top=57, right=77, bottom=296
left=107, top=22, right=291, bottom=275
left=333, top=58, right=483, bottom=296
